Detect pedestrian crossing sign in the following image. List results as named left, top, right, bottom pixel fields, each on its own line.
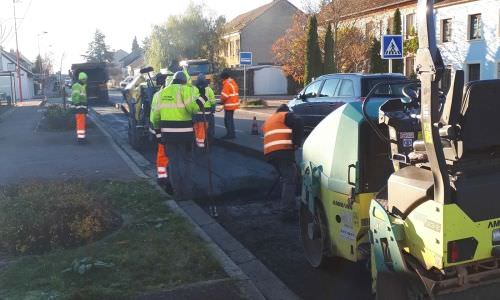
left=382, top=35, right=404, bottom=59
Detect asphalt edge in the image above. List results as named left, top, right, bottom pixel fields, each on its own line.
left=213, top=138, right=264, bottom=161
left=88, top=108, right=269, bottom=300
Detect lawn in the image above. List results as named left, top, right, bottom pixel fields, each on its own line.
left=0, top=181, right=225, bottom=300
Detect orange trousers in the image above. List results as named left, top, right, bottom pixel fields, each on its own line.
left=76, top=113, right=86, bottom=139
left=157, top=143, right=169, bottom=179
left=194, top=121, right=208, bottom=148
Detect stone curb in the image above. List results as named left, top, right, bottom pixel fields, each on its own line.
left=89, top=107, right=301, bottom=300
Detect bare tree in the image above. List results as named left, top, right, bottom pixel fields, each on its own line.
left=300, top=0, right=331, bottom=14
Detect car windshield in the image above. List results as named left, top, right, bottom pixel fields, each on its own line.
left=362, top=78, right=406, bottom=97
left=187, top=63, right=212, bottom=75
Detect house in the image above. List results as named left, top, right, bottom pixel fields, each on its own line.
left=0, top=48, right=34, bottom=102
left=221, top=0, right=301, bottom=67
left=119, top=50, right=145, bottom=76
left=323, top=0, right=500, bottom=82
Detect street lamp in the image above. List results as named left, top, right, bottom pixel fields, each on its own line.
left=37, top=31, right=48, bottom=96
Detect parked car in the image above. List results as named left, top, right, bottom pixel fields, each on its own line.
left=120, top=76, right=134, bottom=89
left=287, top=73, right=406, bottom=133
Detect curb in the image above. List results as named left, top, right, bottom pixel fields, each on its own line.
left=89, top=107, right=300, bottom=300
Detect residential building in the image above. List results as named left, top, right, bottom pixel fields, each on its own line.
left=323, top=0, right=500, bottom=82
left=119, top=50, right=145, bottom=76
left=0, top=48, right=34, bottom=102
left=221, top=0, right=301, bottom=67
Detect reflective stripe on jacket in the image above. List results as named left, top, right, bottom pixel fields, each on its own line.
left=221, top=78, right=239, bottom=111
left=262, top=112, right=294, bottom=155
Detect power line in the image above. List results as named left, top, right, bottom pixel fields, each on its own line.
left=17, top=0, right=34, bottom=30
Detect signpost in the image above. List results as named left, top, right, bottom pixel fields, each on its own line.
left=381, top=35, right=403, bottom=73
left=239, top=52, right=252, bottom=101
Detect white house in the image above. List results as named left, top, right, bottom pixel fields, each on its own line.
left=326, top=0, right=500, bottom=82
left=0, top=48, right=34, bottom=102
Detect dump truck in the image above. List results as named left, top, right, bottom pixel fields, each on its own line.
left=178, top=59, right=215, bottom=84
left=71, top=62, right=109, bottom=101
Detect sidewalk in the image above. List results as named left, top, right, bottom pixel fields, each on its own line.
left=0, top=103, right=137, bottom=184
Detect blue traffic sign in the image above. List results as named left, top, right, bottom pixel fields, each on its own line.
left=382, top=35, right=403, bottom=59
left=239, top=52, right=253, bottom=65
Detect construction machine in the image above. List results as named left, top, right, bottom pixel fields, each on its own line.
left=300, top=0, right=500, bottom=298
left=122, top=67, right=168, bottom=149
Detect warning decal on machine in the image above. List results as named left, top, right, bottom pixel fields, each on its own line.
left=340, top=227, right=355, bottom=241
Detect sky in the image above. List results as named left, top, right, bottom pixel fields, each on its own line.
left=0, top=0, right=304, bottom=72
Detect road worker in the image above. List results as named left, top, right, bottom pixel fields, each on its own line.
left=150, top=72, right=173, bottom=193
left=193, top=73, right=216, bottom=148
left=220, top=71, right=240, bottom=139
left=262, top=104, right=303, bottom=221
left=150, top=71, right=206, bottom=200
left=71, top=72, right=88, bottom=143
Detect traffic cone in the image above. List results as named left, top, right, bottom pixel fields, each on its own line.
left=251, top=116, right=259, bottom=135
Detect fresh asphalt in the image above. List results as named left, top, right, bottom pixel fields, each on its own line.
left=102, top=90, right=374, bottom=300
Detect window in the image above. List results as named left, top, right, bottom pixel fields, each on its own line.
left=303, top=80, right=323, bottom=97
left=441, top=19, right=452, bottom=42
left=319, top=79, right=340, bottom=97
left=468, top=63, right=480, bottom=81
left=469, top=14, right=482, bottom=40
left=337, top=79, right=354, bottom=97
left=387, top=16, right=394, bottom=34
left=365, top=22, right=375, bottom=37
left=405, top=56, right=415, bottom=78
left=405, top=13, right=415, bottom=38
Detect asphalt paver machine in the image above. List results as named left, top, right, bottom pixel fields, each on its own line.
left=300, top=0, right=500, bottom=298
left=122, top=67, right=162, bottom=149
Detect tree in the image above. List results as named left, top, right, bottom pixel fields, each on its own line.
left=83, top=29, right=114, bottom=63
left=335, top=27, right=370, bottom=72
left=272, top=13, right=308, bottom=84
left=304, top=15, right=322, bottom=85
left=369, top=38, right=388, bottom=73
left=391, top=9, right=403, bottom=73
left=131, top=36, right=140, bottom=53
left=324, top=22, right=335, bottom=74
left=144, top=3, right=226, bottom=71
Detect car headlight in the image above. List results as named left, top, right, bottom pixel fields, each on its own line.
left=493, top=229, right=500, bottom=245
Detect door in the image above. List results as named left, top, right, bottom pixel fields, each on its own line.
left=333, top=79, right=357, bottom=103
left=314, top=78, right=342, bottom=124
left=292, top=80, right=324, bottom=132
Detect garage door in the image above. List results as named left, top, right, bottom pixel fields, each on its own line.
left=253, top=67, right=287, bottom=95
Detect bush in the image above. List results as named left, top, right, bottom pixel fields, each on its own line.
left=44, top=105, right=75, bottom=130
left=0, top=182, right=121, bottom=255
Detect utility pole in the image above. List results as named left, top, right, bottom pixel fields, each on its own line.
left=12, top=0, right=23, bottom=102
left=37, top=31, right=48, bottom=96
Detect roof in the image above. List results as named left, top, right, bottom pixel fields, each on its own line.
left=224, top=0, right=299, bottom=34
left=119, top=50, right=144, bottom=67
left=324, top=0, right=477, bottom=20
left=0, top=49, right=33, bottom=75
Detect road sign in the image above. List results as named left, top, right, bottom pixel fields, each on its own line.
left=239, top=52, right=253, bottom=65
left=382, top=35, right=403, bottom=59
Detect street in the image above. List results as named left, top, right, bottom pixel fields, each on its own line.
left=100, top=90, right=373, bottom=300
